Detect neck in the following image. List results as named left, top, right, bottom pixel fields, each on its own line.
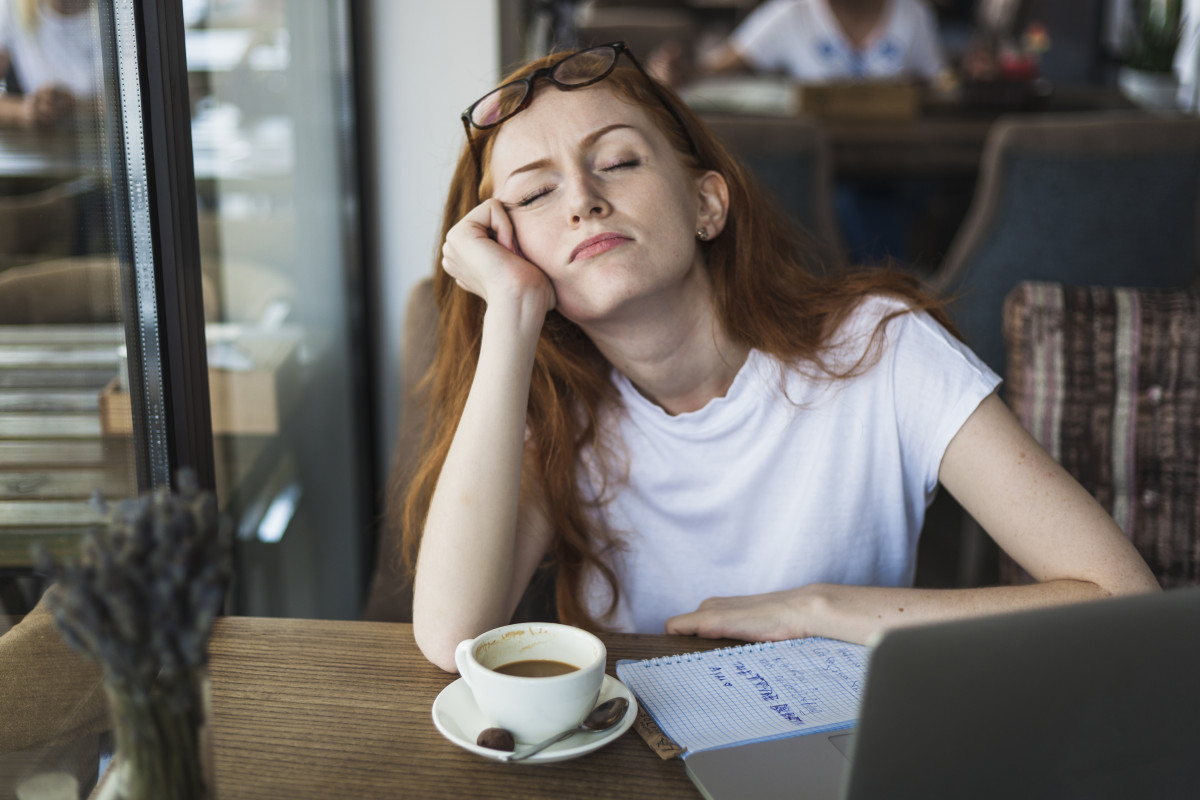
left=579, top=266, right=749, bottom=416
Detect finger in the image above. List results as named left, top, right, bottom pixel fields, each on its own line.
left=663, top=611, right=702, bottom=636
left=482, top=199, right=517, bottom=253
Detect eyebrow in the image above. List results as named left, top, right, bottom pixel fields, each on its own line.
left=500, top=123, right=639, bottom=185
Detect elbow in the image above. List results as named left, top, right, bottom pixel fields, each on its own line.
left=413, top=620, right=463, bottom=674
left=1093, top=565, right=1162, bottom=599
left=1112, top=574, right=1163, bottom=596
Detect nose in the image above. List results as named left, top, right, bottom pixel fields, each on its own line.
left=566, top=171, right=610, bottom=225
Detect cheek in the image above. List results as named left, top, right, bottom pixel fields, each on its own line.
left=511, top=218, right=558, bottom=271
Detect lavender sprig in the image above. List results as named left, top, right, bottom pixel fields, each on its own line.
left=35, top=469, right=233, bottom=711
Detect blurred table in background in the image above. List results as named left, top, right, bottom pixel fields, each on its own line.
left=688, top=78, right=1138, bottom=178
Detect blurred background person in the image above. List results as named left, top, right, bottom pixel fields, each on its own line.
left=0, top=0, right=97, bottom=130
left=650, top=0, right=947, bottom=89
left=706, top=0, right=946, bottom=82
left=650, top=0, right=950, bottom=269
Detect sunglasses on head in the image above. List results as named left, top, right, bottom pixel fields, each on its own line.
left=460, top=42, right=698, bottom=178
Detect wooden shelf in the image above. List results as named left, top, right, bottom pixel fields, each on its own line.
left=99, top=337, right=299, bottom=436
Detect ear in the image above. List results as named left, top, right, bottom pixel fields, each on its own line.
left=695, top=170, right=730, bottom=240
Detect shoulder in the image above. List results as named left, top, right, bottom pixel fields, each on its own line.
left=834, top=294, right=916, bottom=340
left=0, top=0, right=13, bottom=43
left=745, top=0, right=810, bottom=20
left=894, top=0, right=938, bottom=21
left=735, top=0, right=813, bottom=38
left=824, top=294, right=964, bottom=369
left=894, top=0, right=942, bottom=39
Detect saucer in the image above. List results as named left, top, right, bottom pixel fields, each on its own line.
left=431, top=674, right=637, bottom=764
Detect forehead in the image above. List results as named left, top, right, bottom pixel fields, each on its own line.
left=486, top=85, right=665, bottom=179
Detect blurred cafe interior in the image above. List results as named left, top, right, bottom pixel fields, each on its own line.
left=1, top=0, right=1199, bottom=796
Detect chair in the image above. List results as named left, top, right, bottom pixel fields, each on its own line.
left=362, top=278, right=557, bottom=623
left=702, top=114, right=846, bottom=265
left=1000, top=280, right=1200, bottom=588
left=931, top=112, right=1200, bottom=375
left=0, top=597, right=107, bottom=796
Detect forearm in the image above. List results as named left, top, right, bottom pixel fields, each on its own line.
left=797, top=579, right=1136, bottom=646
left=412, top=302, right=545, bottom=670
left=0, top=94, right=27, bottom=128
left=699, top=43, right=752, bottom=77
left=667, top=577, right=1158, bottom=645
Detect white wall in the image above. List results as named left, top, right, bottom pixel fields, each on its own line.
left=369, top=1, right=500, bottom=480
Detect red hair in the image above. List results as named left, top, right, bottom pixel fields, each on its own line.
left=391, top=50, right=953, bottom=630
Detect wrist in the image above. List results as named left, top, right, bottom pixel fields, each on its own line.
left=482, top=290, right=550, bottom=343
left=787, top=583, right=838, bottom=640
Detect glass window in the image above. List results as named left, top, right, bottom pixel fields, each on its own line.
left=0, top=0, right=134, bottom=619
left=183, top=0, right=368, bottom=619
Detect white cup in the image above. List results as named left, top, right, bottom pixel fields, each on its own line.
left=454, top=622, right=606, bottom=743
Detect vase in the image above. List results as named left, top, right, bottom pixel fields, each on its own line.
left=97, top=671, right=215, bottom=800
left=1118, top=66, right=1180, bottom=111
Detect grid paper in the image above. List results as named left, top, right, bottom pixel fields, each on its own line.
left=616, top=637, right=868, bottom=756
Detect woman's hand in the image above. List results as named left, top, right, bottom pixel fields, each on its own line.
left=442, top=199, right=556, bottom=324
left=665, top=588, right=822, bottom=642
left=22, top=86, right=76, bottom=129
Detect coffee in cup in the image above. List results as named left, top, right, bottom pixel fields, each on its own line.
left=454, top=622, right=606, bottom=743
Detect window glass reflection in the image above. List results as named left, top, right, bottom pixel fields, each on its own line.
left=0, top=0, right=132, bottom=795
left=184, top=0, right=366, bottom=619
left=0, top=0, right=133, bottom=618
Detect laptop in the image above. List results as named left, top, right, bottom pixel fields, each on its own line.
left=684, top=587, right=1200, bottom=800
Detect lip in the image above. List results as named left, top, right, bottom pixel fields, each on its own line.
left=570, top=233, right=630, bottom=263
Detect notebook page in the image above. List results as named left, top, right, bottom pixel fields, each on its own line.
left=616, top=637, right=868, bottom=756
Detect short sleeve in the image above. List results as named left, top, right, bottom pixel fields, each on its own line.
left=0, top=0, right=13, bottom=52
left=904, top=0, right=947, bottom=78
left=884, top=308, right=1001, bottom=492
left=728, top=0, right=795, bottom=71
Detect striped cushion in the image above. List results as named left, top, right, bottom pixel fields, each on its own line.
left=1001, top=281, right=1200, bottom=587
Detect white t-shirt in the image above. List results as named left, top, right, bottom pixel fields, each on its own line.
left=579, top=298, right=1000, bottom=634
left=0, top=0, right=100, bottom=98
left=730, top=0, right=946, bottom=82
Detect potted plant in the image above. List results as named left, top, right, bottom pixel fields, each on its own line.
left=1119, top=0, right=1185, bottom=109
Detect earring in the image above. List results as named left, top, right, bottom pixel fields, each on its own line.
left=696, top=228, right=709, bottom=241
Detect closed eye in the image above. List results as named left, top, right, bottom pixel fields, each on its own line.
left=512, top=185, right=554, bottom=208
left=601, top=158, right=640, bottom=172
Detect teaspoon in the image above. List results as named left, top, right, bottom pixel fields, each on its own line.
left=504, top=696, right=629, bottom=762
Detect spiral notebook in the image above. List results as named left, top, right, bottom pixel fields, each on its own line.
left=615, top=637, right=869, bottom=757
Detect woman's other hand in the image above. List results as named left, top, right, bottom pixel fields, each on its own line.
left=665, top=587, right=823, bottom=642
left=442, top=198, right=556, bottom=325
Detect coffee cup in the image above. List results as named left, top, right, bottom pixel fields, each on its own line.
left=454, top=622, right=606, bottom=743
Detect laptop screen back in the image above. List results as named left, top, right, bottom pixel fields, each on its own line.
left=844, top=588, right=1200, bottom=800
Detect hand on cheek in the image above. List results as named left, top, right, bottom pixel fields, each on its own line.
left=442, top=199, right=556, bottom=316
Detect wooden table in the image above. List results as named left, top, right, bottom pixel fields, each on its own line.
left=203, top=617, right=728, bottom=799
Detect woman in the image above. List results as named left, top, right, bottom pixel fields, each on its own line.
left=0, top=0, right=98, bottom=130
left=396, top=44, right=1159, bottom=673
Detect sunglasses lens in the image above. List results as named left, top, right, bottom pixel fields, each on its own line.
left=470, top=81, right=529, bottom=128
left=552, top=46, right=619, bottom=86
